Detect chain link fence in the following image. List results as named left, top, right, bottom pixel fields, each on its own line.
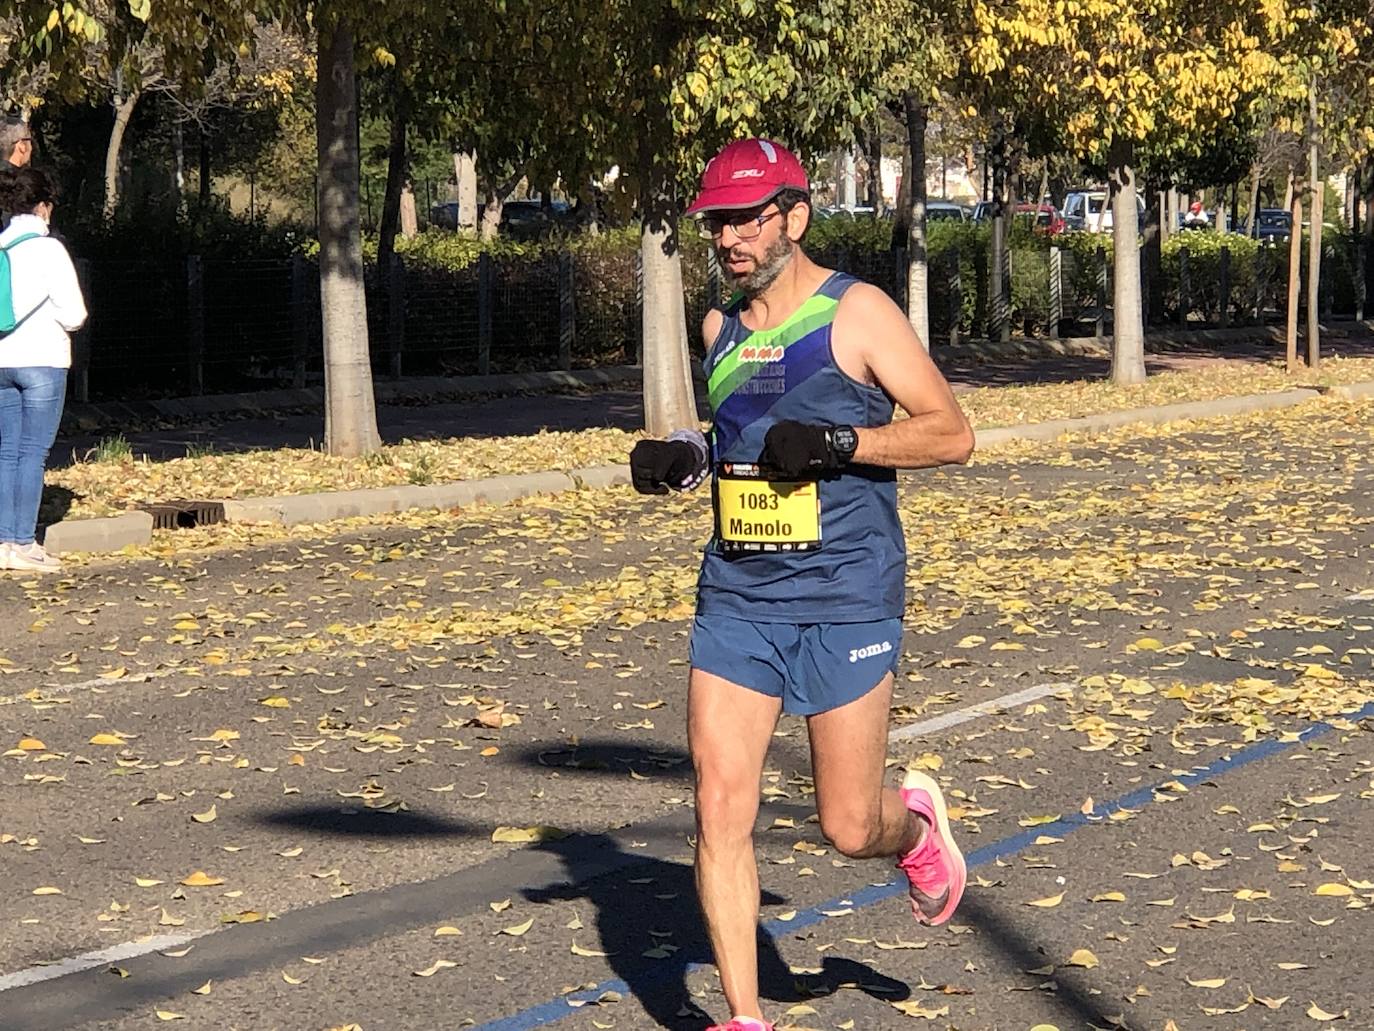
left=67, top=236, right=1364, bottom=402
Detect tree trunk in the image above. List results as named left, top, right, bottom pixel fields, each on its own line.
left=1282, top=171, right=1295, bottom=213
left=1143, top=186, right=1163, bottom=326
left=891, top=138, right=912, bottom=248
left=1305, top=84, right=1321, bottom=367
left=400, top=181, right=418, bottom=238
left=454, top=151, right=478, bottom=231
left=866, top=118, right=883, bottom=212
left=1307, top=178, right=1323, bottom=366
left=171, top=121, right=185, bottom=199
left=316, top=18, right=381, bottom=457
left=103, top=86, right=140, bottom=219
left=1108, top=137, right=1146, bottom=384
left=638, top=153, right=696, bottom=436
left=1286, top=186, right=1303, bottom=372
left=198, top=128, right=211, bottom=207
left=1247, top=161, right=1262, bottom=236
left=479, top=186, right=504, bottom=240
left=988, top=122, right=1009, bottom=342
left=377, top=79, right=407, bottom=272
left=903, top=93, right=929, bottom=349
left=1363, top=157, right=1374, bottom=311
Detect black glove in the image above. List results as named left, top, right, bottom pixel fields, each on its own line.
left=759, top=420, right=853, bottom=478
left=630, top=430, right=709, bottom=494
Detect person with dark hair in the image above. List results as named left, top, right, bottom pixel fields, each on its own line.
left=0, top=166, right=87, bottom=572
left=628, top=138, right=974, bottom=1031
left=0, top=117, right=34, bottom=170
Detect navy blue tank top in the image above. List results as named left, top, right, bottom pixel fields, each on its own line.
left=697, top=272, right=906, bottom=622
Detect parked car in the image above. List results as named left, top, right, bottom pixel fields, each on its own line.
left=926, top=200, right=970, bottom=223
left=971, top=200, right=995, bottom=222
left=1014, top=202, right=1065, bottom=235
left=1061, top=189, right=1145, bottom=232
left=816, top=205, right=889, bottom=220
left=1249, top=208, right=1292, bottom=242
left=429, top=201, right=463, bottom=230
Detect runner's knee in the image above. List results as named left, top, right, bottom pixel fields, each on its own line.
left=694, top=772, right=759, bottom=847
left=818, top=808, right=882, bottom=858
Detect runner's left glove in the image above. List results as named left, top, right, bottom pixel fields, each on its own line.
left=630, top=429, right=709, bottom=494
left=759, top=420, right=856, bottom=477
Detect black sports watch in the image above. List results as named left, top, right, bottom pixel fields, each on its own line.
left=828, top=424, right=859, bottom=464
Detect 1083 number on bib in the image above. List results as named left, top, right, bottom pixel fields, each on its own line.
left=714, top=462, right=821, bottom=553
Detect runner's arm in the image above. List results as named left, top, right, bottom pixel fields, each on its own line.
left=834, top=283, right=973, bottom=470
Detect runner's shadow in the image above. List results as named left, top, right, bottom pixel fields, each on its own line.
left=525, top=832, right=909, bottom=1030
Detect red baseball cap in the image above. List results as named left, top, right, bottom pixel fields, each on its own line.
left=685, top=138, right=809, bottom=215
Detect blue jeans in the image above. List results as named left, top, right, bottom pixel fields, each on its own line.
left=0, top=367, right=67, bottom=545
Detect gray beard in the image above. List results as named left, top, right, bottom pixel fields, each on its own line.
left=729, top=233, right=795, bottom=297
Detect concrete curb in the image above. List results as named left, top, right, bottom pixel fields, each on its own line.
left=1327, top=381, right=1374, bottom=401
left=973, top=388, right=1323, bottom=448
left=220, top=471, right=580, bottom=527
left=41, top=383, right=1372, bottom=556
left=43, top=511, right=154, bottom=556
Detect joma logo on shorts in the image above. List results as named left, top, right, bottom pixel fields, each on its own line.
left=848, top=640, right=893, bottom=663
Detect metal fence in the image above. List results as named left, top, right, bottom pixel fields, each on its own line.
left=66, top=237, right=1366, bottom=402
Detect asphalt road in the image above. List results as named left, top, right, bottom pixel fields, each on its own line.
left=3, top=395, right=1373, bottom=1030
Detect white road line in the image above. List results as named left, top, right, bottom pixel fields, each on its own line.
left=0, top=680, right=1072, bottom=995
left=0, top=931, right=214, bottom=993
left=888, top=681, right=1072, bottom=743
left=0, top=669, right=176, bottom=706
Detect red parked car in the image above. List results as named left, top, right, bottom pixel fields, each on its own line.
left=1014, top=202, right=1066, bottom=235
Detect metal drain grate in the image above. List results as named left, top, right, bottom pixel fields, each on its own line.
left=134, top=500, right=227, bottom=530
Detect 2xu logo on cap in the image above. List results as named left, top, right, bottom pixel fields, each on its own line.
left=731, top=168, right=766, bottom=179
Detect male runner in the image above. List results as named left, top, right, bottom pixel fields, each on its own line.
left=629, top=138, right=975, bottom=1031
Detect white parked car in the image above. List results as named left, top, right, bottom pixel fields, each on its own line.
left=1062, top=190, right=1145, bottom=232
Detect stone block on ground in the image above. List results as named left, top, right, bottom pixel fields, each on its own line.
left=43, top=512, right=154, bottom=555
left=568, top=465, right=631, bottom=490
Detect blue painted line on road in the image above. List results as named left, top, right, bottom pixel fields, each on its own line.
left=473, top=701, right=1374, bottom=1030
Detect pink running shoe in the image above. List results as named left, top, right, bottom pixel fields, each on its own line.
left=896, top=768, right=967, bottom=925
left=707, top=1022, right=774, bottom=1031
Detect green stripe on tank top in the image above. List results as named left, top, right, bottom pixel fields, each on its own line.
left=707, top=294, right=838, bottom=411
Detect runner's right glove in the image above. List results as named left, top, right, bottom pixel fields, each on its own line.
left=630, top=429, right=709, bottom=494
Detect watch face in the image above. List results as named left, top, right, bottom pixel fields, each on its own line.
left=832, top=426, right=858, bottom=456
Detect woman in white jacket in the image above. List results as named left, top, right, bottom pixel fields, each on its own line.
left=0, top=167, right=87, bottom=572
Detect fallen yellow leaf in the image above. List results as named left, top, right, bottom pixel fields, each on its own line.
left=179, top=871, right=225, bottom=887
left=413, top=959, right=457, bottom=977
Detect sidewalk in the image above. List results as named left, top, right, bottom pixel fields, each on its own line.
left=55, top=328, right=1374, bottom=464
left=40, top=330, right=1374, bottom=556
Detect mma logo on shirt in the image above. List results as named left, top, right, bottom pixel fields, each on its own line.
left=848, top=640, right=893, bottom=663
left=739, top=344, right=784, bottom=363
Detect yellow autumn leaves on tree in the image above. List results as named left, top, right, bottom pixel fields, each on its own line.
left=964, top=0, right=1308, bottom=158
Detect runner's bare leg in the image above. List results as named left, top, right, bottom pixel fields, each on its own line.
left=689, top=668, right=782, bottom=1021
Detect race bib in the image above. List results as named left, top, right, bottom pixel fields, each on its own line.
left=714, top=462, right=821, bottom=553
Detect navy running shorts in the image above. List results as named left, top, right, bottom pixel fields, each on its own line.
left=688, top=613, right=903, bottom=716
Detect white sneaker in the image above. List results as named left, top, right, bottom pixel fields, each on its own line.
left=0, top=543, right=11, bottom=570
left=8, top=542, right=62, bottom=573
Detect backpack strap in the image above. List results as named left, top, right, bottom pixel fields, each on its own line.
left=0, top=233, right=50, bottom=337
left=1, top=233, right=42, bottom=252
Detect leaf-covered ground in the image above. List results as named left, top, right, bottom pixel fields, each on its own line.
left=46, top=356, right=1374, bottom=520
left=2, top=397, right=1373, bottom=1029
